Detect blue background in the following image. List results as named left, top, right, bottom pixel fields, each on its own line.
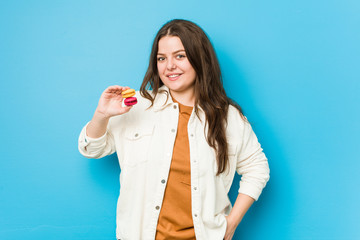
left=1, top=0, right=359, bottom=239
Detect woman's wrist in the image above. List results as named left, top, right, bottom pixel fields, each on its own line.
left=86, top=110, right=111, bottom=138
left=227, top=193, right=255, bottom=227
left=94, top=108, right=111, bottom=120
left=227, top=212, right=242, bottom=227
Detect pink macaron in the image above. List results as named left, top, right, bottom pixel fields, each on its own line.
left=124, top=97, right=137, bottom=106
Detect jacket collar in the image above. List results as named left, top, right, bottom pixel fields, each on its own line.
left=151, top=85, right=205, bottom=117
left=152, top=85, right=174, bottom=111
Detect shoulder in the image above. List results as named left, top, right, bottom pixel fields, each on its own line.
left=226, top=104, right=251, bottom=139
left=227, top=104, right=247, bottom=125
left=135, top=90, right=153, bottom=108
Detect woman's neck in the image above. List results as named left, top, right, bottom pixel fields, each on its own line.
left=169, top=89, right=195, bottom=107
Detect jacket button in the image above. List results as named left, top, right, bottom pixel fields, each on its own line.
left=171, top=129, right=175, bottom=133
left=161, top=179, right=166, bottom=184
left=155, top=206, right=160, bottom=210
left=135, top=133, right=139, bottom=137
left=173, top=105, right=177, bottom=109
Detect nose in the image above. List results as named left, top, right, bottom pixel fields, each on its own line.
left=166, top=57, right=176, bottom=70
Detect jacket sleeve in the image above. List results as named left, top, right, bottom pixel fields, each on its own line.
left=236, top=120, right=270, bottom=201
left=78, top=122, right=116, bottom=159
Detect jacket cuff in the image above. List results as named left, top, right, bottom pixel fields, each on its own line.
left=78, top=122, right=108, bottom=152
left=238, top=181, right=263, bottom=201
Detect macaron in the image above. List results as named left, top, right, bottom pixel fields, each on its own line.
left=124, top=97, right=138, bottom=106
left=122, top=89, right=136, bottom=98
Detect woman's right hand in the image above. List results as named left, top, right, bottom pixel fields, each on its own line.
left=95, top=85, right=133, bottom=119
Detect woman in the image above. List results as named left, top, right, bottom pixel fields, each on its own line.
left=78, top=19, right=270, bottom=240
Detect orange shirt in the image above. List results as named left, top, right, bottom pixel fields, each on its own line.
left=155, top=100, right=196, bottom=240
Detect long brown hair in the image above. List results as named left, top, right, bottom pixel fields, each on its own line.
left=140, top=19, right=245, bottom=175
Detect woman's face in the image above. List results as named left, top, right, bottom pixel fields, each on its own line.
left=157, top=36, right=197, bottom=98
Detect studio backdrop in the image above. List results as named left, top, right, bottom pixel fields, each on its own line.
left=0, top=0, right=359, bottom=239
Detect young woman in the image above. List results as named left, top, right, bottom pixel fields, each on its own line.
left=78, top=19, right=270, bottom=240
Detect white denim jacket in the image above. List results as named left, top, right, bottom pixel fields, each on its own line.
left=78, top=86, right=270, bottom=240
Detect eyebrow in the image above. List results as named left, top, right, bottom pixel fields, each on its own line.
left=157, top=49, right=185, bottom=55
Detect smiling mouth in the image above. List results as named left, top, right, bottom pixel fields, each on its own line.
left=167, top=73, right=182, bottom=80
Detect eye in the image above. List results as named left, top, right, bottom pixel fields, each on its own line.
left=157, top=57, right=165, bottom=62
left=176, top=54, right=186, bottom=59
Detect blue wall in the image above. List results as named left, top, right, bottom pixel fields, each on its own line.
left=1, top=0, right=359, bottom=239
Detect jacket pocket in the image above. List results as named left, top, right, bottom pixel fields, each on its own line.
left=123, top=124, right=154, bottom=167
left=216, top=143, right=237, bottom=189
left=228, top=143, right=237, bottom=157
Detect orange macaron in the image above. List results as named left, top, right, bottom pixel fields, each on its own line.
left=122, top=89, right=136, bottom=98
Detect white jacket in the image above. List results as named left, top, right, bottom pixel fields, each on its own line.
left=78, top=86, right=270, bottom=240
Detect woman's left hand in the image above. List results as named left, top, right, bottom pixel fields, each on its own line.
left=224, top=215, right=238, bottom=240
left=223, top=193, right=255, bottom=240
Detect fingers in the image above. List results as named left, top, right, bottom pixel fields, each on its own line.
left=105, top=85, right=122, bottom=95
left=122, top=105, right=133, bottom=113
left=105, top=85, right=131, bottom=94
